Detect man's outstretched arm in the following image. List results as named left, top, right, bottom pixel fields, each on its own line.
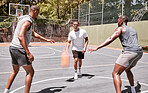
left=32, top=30, right=55, bottom=43
left=87, top=27, right=122, bottom=51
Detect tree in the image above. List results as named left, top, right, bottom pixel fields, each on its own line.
left=37, top=0, right=90, bottom=20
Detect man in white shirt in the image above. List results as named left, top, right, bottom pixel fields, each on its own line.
left=66, top=21, right=88, bottom=79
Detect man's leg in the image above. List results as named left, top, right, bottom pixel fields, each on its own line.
left=74, top=58, right=78, bottom=70
left=125, top=66, right=136, bottom=93
left=125, top=66, right=134, bottom=86
left=112, top=63, right=126, bottom=93
left=78, top=59, right=82, bottom=76
left=23, top=65, right=34, bottom=93
left=74, top=58, right=78, bottom=79
left=78, top=59, right=82, bottom=68
left=4, top=65, right=19, bottom=91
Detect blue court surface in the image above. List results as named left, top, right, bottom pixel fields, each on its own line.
left=0, top=43, right=148, bottom=93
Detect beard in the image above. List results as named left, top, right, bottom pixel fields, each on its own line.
left=35, top=18, right=38, bottom=21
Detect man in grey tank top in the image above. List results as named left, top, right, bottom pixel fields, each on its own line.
left=3, top=6, right=55, bottom=93
left=88, top=16, right=143, bottom=93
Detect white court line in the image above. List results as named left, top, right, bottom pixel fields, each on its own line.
left=141, top=90, right=148, bottom=93
left=36, top=51, right=55, bottom=57
left=10, top=76, right=148, bottom=93
left=141, top=62, right=148, bottom=64
left=93, top=52, right=118, bottom=58
left=46, top=47, right=63, bottom=52
left=93, top=52, right=148, bottom=65
left=0, top=64, right=114, bottom=75
left=10, top=76, right=72, bottom=93
left=0, top=46, right=59, bottom=59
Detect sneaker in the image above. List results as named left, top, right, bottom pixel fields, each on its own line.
left=74, top=73, right=78, bottom=80
left=3, top=92, right=9, bottom=93
left=78, top=71, right=82, bottom=76
left=3, top=91, right=9, bottom=93
left=131, top=86, right=136, bottom=93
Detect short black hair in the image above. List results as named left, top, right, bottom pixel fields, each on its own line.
left=73, top=21, right=79, bottom=24
left=119, top=16, right=128, bottom=23
left=30, top=5, right=39, bottom=11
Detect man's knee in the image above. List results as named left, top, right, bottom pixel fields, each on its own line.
left=30, top=68, right=34, bottom=76
left=12, top=70, right=19, bottom=75
left=112, top=70, right=122, bottom=78
left=74, top=58, right=78, bottom=63
left=26, top=69, right=34, bottom=77
left=112, top=71, right=117, bottom=78
left=23, top=65, right=34, bottom=76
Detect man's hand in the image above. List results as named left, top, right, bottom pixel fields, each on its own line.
left=46, top=39, right=55, bottom=44
left=27, top=52, right=34, bottom=63
left=82, top=48, right=86, bottom=54
left=87, top=47, right=98, bottom=52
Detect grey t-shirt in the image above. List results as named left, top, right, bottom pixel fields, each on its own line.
left=10, top=15, right=34, bottom=48
left=119, top=25, right=142, bottom=53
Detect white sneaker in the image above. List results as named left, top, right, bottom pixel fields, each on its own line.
left=74, top=73, right=78, bottom=80
left=131, top=86, right=136, bottom=93
left=78, top=71, right=82, bottom=76
left=3, top=89, right=9, bottom=93
left=3, top=92, right=9, bottom=93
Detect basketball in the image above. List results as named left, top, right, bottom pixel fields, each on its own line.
left=61, top=51, right=70, bottom=67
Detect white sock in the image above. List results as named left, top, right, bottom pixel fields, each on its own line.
left=131, top=86, right=136, bottom=93
left=79, top=68, right=81, bottom=72
left=75, top=70, right=77, bottom=73
left=4, top=88, right=9, bottom=92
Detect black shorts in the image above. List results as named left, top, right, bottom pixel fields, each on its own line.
left=72, top=50, right=84, bottom=59
left=9, top=46, right=31, bottom=66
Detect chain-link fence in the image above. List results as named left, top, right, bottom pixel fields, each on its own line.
left=71, top=0, right=148, bottom=26
left=0, top=16, right=70, bottom=42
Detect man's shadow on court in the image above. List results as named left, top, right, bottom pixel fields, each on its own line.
left=121, top=81, right=141, bottom=93
left=66, top=73, right=95, bottom=82
left=34, top=86, right=66, bottom=93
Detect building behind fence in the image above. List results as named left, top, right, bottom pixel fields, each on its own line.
left=71, top=0, right=148, bottom=26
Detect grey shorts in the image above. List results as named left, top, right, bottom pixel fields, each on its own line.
left=72, top=50, right=84, bottom=59
left=116, top=51, right=143, bottom=68
left=9, top=46, right=31, bottom=66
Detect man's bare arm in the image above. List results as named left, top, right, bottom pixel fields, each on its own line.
left=88, top=27, right=122, bottom=51
left=66, top=40, right=71, bottom=51
left=18, top=21, right=34, bottom=62
left=83, top=37, right=88, bottom=53
left=32, top=30, right=55, bottom=43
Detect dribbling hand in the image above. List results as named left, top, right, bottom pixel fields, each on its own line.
left=27, top=52, right=34, bottom=63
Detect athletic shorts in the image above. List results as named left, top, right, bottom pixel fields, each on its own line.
left=116, top=51, right=143, bottom=68
left=9, top=46, right=31, bottom=66
left=72, top=50, right=84, bottom=59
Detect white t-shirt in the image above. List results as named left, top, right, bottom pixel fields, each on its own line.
left=68, top=28, right=88, bottom=51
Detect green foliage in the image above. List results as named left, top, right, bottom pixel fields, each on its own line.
left=0, top=22, right=11, bottom=28
left=0, top=0, right=148, bottom=23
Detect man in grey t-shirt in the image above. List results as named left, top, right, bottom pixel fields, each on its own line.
left=3, top=6, right=55, bottom=93
left=88, top=16, right=143, bottom=93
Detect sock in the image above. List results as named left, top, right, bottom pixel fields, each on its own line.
left=79, top=68, right=81, bottom=72
left=75, top=70, right=77, bottom=73
left=4, top=88, right=9, bottom=92
left=131, top=86, right=136, bottom=93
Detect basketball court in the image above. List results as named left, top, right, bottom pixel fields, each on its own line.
left=0, top=43, right=148, bottom=93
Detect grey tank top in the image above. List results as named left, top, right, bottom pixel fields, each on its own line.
left=10, top=15, right=34, bottom=48
left=119, top=25, right=142, bottom=53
